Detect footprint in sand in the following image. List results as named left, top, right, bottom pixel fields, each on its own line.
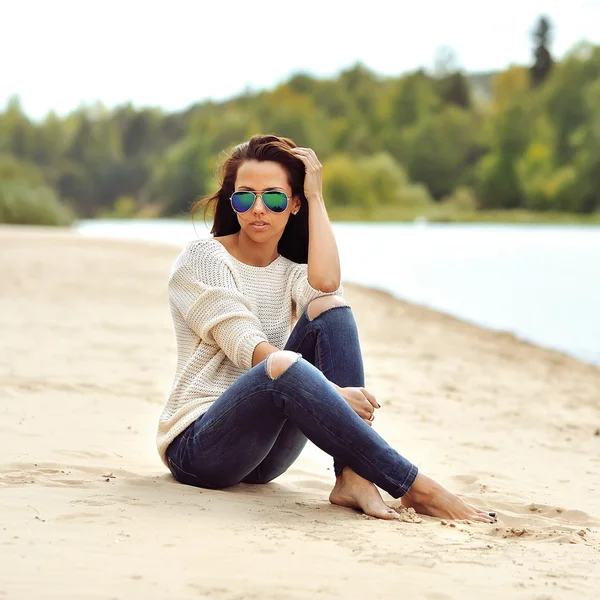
left=462, top=500, right=600, bottom=546
left=0, top=461, right=136, bottom=488
left=0, top=464, right=86, bottom=488
left=489, top=500, right=598, bottom=528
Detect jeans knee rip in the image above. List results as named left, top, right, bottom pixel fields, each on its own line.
left=307, top=303, right=350, bottom=322
left=266, top=352, right=302, bottom=380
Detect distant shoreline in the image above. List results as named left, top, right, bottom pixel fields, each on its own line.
left=325, top=207, right=600, bottom=225
left=96, top=208, right=600, bottom=225
left=71, top=218, right=600, bottom=367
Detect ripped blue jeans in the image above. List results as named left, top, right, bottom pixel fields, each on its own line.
left=165, top=304, right=419, bottom=498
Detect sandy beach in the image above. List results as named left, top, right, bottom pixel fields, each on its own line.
left=1, top=225, right=599, bottom=600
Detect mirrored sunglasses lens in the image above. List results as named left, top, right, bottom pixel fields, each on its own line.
left=231, top=192, right=255, bottom=213
left=263, top=191, right=288, bottom=213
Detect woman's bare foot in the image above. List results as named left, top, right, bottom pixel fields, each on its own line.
left=329, top=466, right=399, bottom=520
left=401, top=472, right=496, bottom=523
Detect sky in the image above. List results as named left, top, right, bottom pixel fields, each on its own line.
left=3, top=0, right=600, bottom=121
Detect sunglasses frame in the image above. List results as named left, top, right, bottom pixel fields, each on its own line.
left=230, top=190, right=290, bottom=214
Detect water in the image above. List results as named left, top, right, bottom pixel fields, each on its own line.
left=76, top=219, right=600, bottom=366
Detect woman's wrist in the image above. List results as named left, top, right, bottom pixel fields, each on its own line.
left=306, top=194, right=325, bottom=206
left=252, top=341, right=280, bottom=367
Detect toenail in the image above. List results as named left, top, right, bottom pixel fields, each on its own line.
left=489, top=512, right=496, bottom=517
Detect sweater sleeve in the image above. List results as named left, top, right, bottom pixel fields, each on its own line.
left=290, top=263, right=344, bottom=318
left=168, top=242, right=269, bottom=371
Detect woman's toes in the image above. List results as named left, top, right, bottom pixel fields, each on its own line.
left=385, top=508, right=401, bottom=520
left=473, top=514, right=494, bottom=523
left=364, top=506, right=397, bottom=520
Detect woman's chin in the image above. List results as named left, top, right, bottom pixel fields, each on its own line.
left=242, top=225, right=277, bottom=242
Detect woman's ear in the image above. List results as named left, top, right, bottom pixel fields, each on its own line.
left=292, top=197, right=301, bottom=215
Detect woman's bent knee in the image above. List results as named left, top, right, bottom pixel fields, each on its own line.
left=267, top=350, right=301, bottom=380
left=307, top=295, right=348, bottom=321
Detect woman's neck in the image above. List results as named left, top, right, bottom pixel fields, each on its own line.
left=233, top=231, right=279, bottom=267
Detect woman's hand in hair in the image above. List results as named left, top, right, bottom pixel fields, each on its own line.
left=332, top=384, right=380, bottom=426
left=291, top=147, right=323, bottom=204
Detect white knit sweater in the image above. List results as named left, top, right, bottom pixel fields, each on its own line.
left=157, top=238, right=341, bottom=465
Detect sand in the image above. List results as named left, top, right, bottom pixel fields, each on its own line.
left=1, top=225, right=599, bottom=600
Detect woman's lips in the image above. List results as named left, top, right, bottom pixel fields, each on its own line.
left=249, top=222, right=268, bottom=231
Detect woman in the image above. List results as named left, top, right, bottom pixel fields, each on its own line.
left=158, top=134, right=496, bottom=523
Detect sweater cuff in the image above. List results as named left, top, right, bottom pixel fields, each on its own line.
left=236, top=331, right=269, bottom=371
left=297, top=280, right=344, bottom=316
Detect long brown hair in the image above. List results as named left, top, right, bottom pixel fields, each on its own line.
left=192, top=134, right=309, bottom=264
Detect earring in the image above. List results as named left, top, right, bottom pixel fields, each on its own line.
left=293, top=210, right=298, bottom=215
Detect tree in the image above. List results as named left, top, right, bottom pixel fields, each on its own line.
left=541, top=45, right=600, bottom=167
left=148, top=135, right=212, bottom=216
left=432, top=46, right=471, bottom=109
left=491, top=66, right=529, bottom=110
left=530, top=16, right=554, bottom=87
left=435, top=72, right=471, bottom=109
left=403, top=107, right=479, bottom=199
left=389, top=71, right=439, bottom=131
left=475, top=153, right=523, bottom=209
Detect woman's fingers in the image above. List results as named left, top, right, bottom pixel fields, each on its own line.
left=338, top=385, right=377, bottom=423
left=361, top=387, right=381, bottom=409
left=291, top=147, right=323, bottom=202
left=292, top=147, right=321, bottom=170
left=360, top=403, right=375, bottom=420
left=362, top=411, right=375, bottom=425
left=292, top=149, right=319, bottom=174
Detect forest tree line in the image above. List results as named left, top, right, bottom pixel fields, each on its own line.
left=1, top=17, right=599, bottom=225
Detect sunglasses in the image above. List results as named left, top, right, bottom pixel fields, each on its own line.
left=230, top=190, right=289, bottom=214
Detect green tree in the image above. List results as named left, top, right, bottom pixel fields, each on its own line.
left=403, top=107, right=479, bottom=199
left=148, top=135, right=212, bottom=216
left=389, top=70, right=439, bottom=131
left=530, top=16, right=554, bottom=87
left=435, top=72, right=471, bottom=109
left=0, top=154, right=74, bottom=225
left=475, top=153, right=523, bottom=209
left=542, top=45, right=600, bottom=165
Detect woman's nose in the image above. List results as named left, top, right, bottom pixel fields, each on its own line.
left=252, top=194, right=266, bottom=213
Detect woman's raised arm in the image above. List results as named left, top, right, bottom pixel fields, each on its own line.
left=291, top=147, right=341, bottom=293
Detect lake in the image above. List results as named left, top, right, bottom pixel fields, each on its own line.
left=76, top=219, right=600, bottom=366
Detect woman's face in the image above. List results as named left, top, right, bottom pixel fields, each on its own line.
left=233, top=160, right=301, bottom=243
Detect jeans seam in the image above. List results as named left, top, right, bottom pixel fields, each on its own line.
left=286, top=327, right=317, bottom=354
left=277, top=388, right=409, bottom=496
left=289, top=328, right=325, bottom=372
left=316, top=332, right=325, bottom=373
left=167, top=456, right=213, bottom=488
left=395, top=464, right=419, bottom=497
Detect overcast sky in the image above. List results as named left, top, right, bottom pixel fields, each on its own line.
left=3, top=0, right=600, bottom=120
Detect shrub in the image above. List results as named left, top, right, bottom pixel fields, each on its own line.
left=322, top=154, right=369, bottom=207
left=0, top=180, right=75, bottom=226
left=99, top=195, right=138, bottom=218
left=358, top=152, right=408, bottom=205
left=441, top=186, right=479, bottom=212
